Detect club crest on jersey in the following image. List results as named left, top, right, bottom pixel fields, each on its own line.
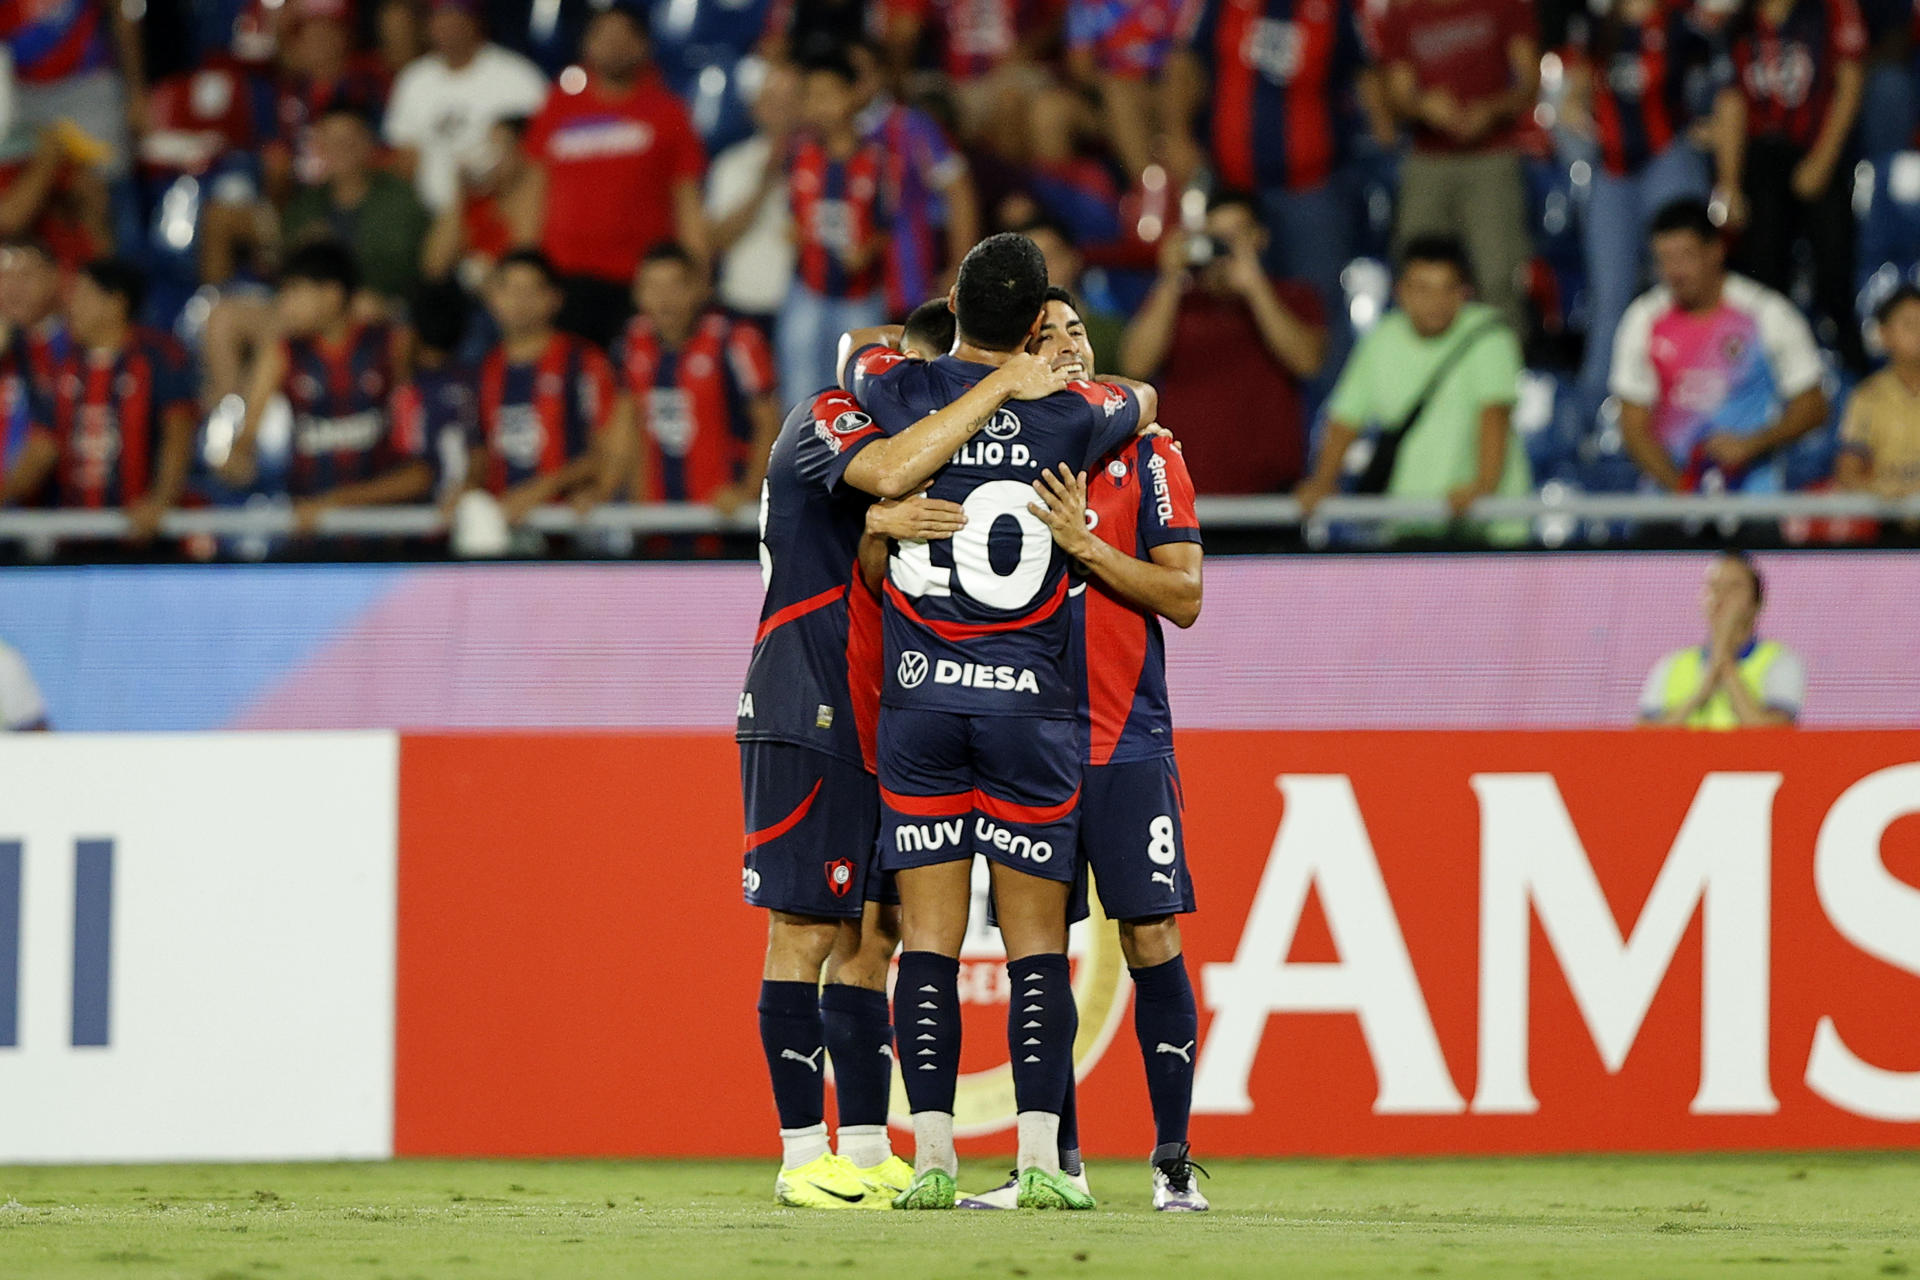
left=897, top=650, right=930, bottom=688
left=824, top=858, right=855, bottom=898
left=1106, top=458, right=1129, bottom=481
left=814, top=408, right=871, bottom=456
left=983, top=409, right=1022, bottom=441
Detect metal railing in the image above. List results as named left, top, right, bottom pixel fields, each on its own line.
left=0, top=491, right=1917, bottom=545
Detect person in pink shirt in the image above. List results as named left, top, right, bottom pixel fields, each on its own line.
left=1610, top=200, right=1829, bottom=494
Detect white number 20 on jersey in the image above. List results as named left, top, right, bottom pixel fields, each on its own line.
left=889, top=480, right=1053, bottom=612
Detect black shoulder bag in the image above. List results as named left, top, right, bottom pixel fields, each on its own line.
left=1352, top=319, right=1502, bottom=495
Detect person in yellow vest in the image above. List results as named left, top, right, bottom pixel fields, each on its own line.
left=1639, top=551, right=1805, bottom=729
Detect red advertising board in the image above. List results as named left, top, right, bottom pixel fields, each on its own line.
left=395, top=731, right=1920, bottom=1158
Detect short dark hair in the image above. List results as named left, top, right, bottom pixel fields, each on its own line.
left=79, top=257, right=145, bottom=321
left=588, top=3, right=649, bottom=39
left=797, top=43, right=859, bottom=85
left=411, top=280, right=470, bottom=354
left=953, top=232, right=1049, bottom=352
left=903, top=297, right=956, bottom=357
left=1722, top=549, right=1765, bottom=608
left=315, top=98, right=377, bottom=132
left=1043, top=284, right=1081, bottom=313
left=1875, top=283, right=1920, bottom=329
left=1206, top=189, right=1259, bottom=220
left=494, top=114, right=531, bottom=141
left=493, top=247, right=560, bottom=287
left=640, top=242, right=698, bottom=273
left=1399, top=233, right=1472, bottom=284
left=1651, top=198, right=1719, bottom=243
left=1015, top=215, right=1075, bottom=248
left=280, top=240, right=359, bottom=296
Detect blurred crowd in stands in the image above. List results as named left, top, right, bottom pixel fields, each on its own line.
left=2, top=0, right=1919, bottom=554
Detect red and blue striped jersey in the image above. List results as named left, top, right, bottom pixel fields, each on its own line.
left=736, top=387, right=888, bottom=770
left=20, top=322, right=73, bottom=406
left=1069, top=0, right=1186, bottom=75
left=1, top=331, right=50, bottom=493
left=1076, top=434, right=1201, bottom=766
left=620, top=311, right=776, bottom=503
left=477, top=333, right=617, bottom=492
left=41, top=331, right=194, bottom=508
left=389, top=363, right=478, bottom=495
left=1583, top=3, right=1720, bottom=177
left=847, top=346, right=1145, bottom=719
left=1730, top=0, right=1867, bottom=149
left=790, top=137, right=890, bottom=301
left=284, top=323, right=407, bottom=497
left=863, top=101, right=966, bottom=315
left=1183, top=0, right=1366, bottom=193
left=0, top=0, right=112, bottom=85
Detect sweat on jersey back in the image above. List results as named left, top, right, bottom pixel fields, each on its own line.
left=736, top=388, right=886, bottom=770
left=847, top=345, right=1144, bottom=719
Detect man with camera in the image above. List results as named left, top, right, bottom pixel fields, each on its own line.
left=1118, top=191, right=1327, bottom=495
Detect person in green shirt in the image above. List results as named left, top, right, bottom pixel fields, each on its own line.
left=282, top=104, right=432, bottom=306
left=1295, top=234, right=1532, bottom=544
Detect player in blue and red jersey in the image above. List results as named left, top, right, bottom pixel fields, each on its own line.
left=621, top=244, right=780, bottom=514
left=223, top=241, right=432, bottom=527
left=1171, top=0, right=1367, bottom=357
left=1027, top=286, right=1208, bottom=1213
left=845, top=233, right=1157, bottom=1211
left=1, top=260, right=196, bottom=540
left=741, top=298, right=1078, bottom=1209
left=1724, top=0, right=1870, bottom=371
left=465, top=250, right=629, bottom=526
left=778, top=46, right=891, bottom=408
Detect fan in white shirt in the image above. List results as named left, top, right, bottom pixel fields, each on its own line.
left=0, top=640, right=47, bottom=731
left=384, top=0, right=551, bottom=212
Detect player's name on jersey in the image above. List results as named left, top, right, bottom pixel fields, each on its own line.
left=949, top=439, right=1037, bottom=469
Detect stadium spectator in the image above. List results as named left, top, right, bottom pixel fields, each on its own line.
left=1836, top=285, right=1920, bottom=510
left=0, top=637, right=48, bottom=730
left=1119, top=191, right=1325, bottom=495
left=1021, top=216, right=1121, bottom=374
left=221, top=241, right=409, bottom=502
left=0, top=240, right=73, bottom=403
left=621, top=243, right=779, bottom=513
left=1167, top=0, right=1368, bottom=358
left=1063, top=0, right=1186, bottom=182
left=1721, top=0, right=1870, bottom=373
left=383, top=0, right=548, bottom=213
left=284, top=103, right=431, bottom=306
left=527, top=4, right=708, bottom=348
left=395, top=280, right=480, bottom=506
left=1857, top=0, right=1919, bottom=159
left=0, top=0, right=146, bottom=179
left=1380, top=0, right=1540, bottom=334
left=1298, top=234, right=1532, bottom=541
left=883, top=0, right=1054, bottom=139
left=0, top=259, right=195, bottom=542
left=420, top=115, right=541, bottom=287
left=777, top=46, right=890, bottom=409
left=705, top=61, right=801, bottom=328
left=266, top=0, right=394, bottom=197
left=0, top=131, right=111, bottom=269
left=1610, top=200, right=1827, bottom=494
left=853, top=43, right=979, bottom=317
left=1563, top=0, right=1727, bottom=422
left=465, top=249, right=628, bottom=524
left=374, top=0, right=430, bottom=78
left=1639, top=550, right=1805, bottom=727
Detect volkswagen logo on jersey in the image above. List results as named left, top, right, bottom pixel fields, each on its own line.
left=983, top=409, right=1022, bottom=441
left=897, top=650, right=929, bottom=688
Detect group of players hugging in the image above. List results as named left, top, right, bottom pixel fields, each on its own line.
left=737, top=231, right=1209, bottom=1212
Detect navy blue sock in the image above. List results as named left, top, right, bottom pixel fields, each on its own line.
left=1007, top=953, right=1074, bottom=1116
left=894, top=951, right=961, bottom=1115
left=758, top=979, right=825, bottom=1131
left=821, top=983, right=894, bottom=1129
left=1131, top=956, right=1199, bottom=1149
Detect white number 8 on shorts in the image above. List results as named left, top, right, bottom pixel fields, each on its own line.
left=1146, top=815, right=1177, bottom=866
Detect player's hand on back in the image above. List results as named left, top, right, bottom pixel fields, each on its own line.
left=991, top=351, right=1075, bottom=402
left=867, top=490, right=967, bottom=541
left=1028, top=464, right=1095, bottom=563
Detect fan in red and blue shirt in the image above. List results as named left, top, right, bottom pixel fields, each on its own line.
left=858, top=92, right=975, bottom=318
left=0, top=328, right=52, bottom=506
left=621, top=244, right=781, bottom=511
left=469, top=250, right=623, bottom=515
left=0, top=0, right=114, bottom=87
left=778, top=48, right=892, bottom=407
left=1727, top=0, right=1870, bottom=370
left=0, top=241, right=75, bottom=407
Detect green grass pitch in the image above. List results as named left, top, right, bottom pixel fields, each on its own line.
left=2, top=1155, right=1917, bottom=1279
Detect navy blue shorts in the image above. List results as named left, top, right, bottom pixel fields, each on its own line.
left=1080, top=755, right=1195, bottom=921
left=740, top=742, right=891, bottom=919
left=876, top=708, right=1082, bottom=884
